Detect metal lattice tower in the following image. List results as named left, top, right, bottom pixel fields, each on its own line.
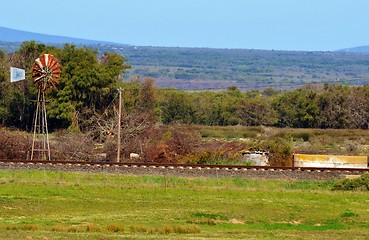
left=30, top=54, right=61, bottom=160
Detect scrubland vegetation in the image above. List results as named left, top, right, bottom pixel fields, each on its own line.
left=1, top=42, right=369, bottom=239
left=1, top=125, right=368, bottom=166
left=1, top=41, right=368, bottom=164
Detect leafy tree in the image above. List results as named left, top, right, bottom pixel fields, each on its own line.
left=237, top=96, right=277, bottom=126
left=348, top=85, right=369, bottom=129
left=190, top=91, right=217, bottom=125
left=48, top=45, right=130, bottom=130
left=160, top=90, right=196, bottom=124
left=273, top=88, right=319, bottom=128
left=317, top=84, right=351, bottom=129
left=138, top=77, right=157, bottom=113
left=262, top=87, right=280, bottom=96
left=0, top=50, right=8, bottom=124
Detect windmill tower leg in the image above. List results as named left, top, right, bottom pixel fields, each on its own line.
left=31, top=89, right=51, bottom=161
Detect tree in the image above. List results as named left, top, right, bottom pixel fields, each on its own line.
left=0, top=50, right=9, bottom=124
left=237, top=96, right=277, bottom=126
left=348, top=85, right=369, bottom=129
left=160, top=90, right=196, bottom=124
left=48, top=45, right=130, bottom=131
left=272, top=88, right=319, bottom=128
left=317, top=84, right=351, bottom=129
left=138, top=77, right=157, bottom=113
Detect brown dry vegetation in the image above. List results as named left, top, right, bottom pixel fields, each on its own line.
left=0, top=127, right=29, bottom=160
left=1, top=125, right=368, bottom=166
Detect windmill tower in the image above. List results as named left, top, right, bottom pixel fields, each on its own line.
left=30, top=54, right=61, bottom=161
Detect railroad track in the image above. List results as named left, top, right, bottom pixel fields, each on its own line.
left=0, top=159, right=368, bottom=172
left=0, top=159, right=368, bottom=180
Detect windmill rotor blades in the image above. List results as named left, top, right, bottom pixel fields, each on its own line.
left=39, top=54, right=48, bottom=68
left=32, top=68, right=45, bottom=74
left=33, top=74, right=46, bottom=83
left=32, top=54, right=61, bottom=92
left=48, top=58, right=59, bottom=70
left=34, top=58, right=44, bottom=69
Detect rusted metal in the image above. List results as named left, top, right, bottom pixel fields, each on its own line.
left=32, top=54, right=61, bottom=92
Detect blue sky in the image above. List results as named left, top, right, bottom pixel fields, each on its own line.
left=1, top=0, right=369, bottom=51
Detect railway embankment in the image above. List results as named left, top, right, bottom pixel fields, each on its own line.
left=0, top=161, right=367, bottom=180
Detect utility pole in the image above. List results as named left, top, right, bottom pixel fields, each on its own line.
left=117, top=88, right=122, bottom=162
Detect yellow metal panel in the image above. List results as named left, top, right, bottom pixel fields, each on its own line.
left=294, top=154, right=368, bottom=165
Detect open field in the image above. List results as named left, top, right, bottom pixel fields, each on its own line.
left=0, top=170, right=369, bottom=239
left=195, top=125, right=369, bottom=156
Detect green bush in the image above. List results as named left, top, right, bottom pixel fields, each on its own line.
left=258, top=137, right=293, bottom=166
left=291, top=132, right=312, bottom=142
left=340, top=210, right=359, bottom=218
left=242, top=131, right=258, bottom=138
left=332, top=173, right=369, bottom=191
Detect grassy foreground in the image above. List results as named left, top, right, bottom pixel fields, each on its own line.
left=0, top=171, right=368, bottom=239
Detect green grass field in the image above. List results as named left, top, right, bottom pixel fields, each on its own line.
left=0, top=170, right=369, bottom=239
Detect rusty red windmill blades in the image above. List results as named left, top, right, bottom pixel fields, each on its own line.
left=32, top=54, right=60, bottom=92
left=48, top=58, right=59, bottom=70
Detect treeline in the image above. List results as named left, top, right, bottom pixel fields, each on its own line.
left=158, top=84, right=369, bottom=129
left=1, top=42, right=369, bottom=131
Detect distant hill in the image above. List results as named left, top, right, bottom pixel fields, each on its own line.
left=0, top=26, right=120, bottom=45
left=336, top=46, right=369, bottom=53
left=1, top=27, right=369, bottom=90
left=96, top=45, right=369, bottom=90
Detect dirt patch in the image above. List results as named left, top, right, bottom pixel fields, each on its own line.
left=229, top=218, right=244, bottom=224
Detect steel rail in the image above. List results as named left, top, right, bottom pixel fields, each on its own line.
left=1, top=159, right=368, bottom=173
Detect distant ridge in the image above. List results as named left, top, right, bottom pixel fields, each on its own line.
left=0, top=26, right=122, bottom=45
left=1, top=26, right=369, bottom=91
left=336, top=46, right=369, bottom=53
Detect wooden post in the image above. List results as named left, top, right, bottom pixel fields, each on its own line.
left=117, top=88, right=122, bottom=162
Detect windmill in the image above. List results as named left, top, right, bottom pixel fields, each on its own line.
left=30, top=54, right=61, bottom=160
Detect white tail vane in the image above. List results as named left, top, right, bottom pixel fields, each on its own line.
left=10, top=67, right=26, bottom=82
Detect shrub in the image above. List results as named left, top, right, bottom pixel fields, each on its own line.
left=187, top=218, right=216, bottom=225
left=86, top=222, right=100, bottom=232
left=5, top=224, right=40, bottom=231
left=242, top=131, right=258, bottom=138
left=106, top=223, right=125, bottom=232
left=130, top=225, right=147, bottom=232
left=173, top=225, right=200, bottom=234
left=340, top=210, right=359, bottom=218
left=67, top=226, right=78, bottom=232
left=291, top=132, right=312, bottom=142
left=51, top=225, right=69, bottom=232
left=157, top=225, right=200, bottom=234
left=343, top=140, right=360, bottom=153
left=0, top=128, right=29, bottom=160
left=332, top=173, right=369, bottom=191
left=257, top=137, right=293, bottom=166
